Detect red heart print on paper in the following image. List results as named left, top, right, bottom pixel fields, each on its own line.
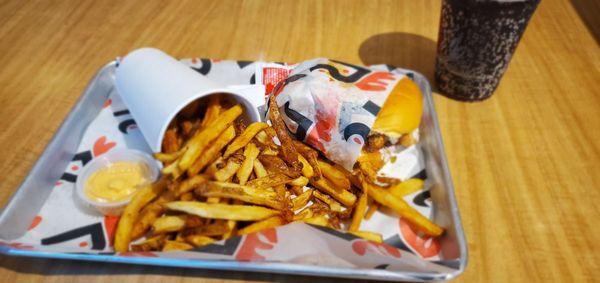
left=93, top=136, right=116, bottom=157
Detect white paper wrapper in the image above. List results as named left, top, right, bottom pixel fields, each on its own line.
left=271, top=58, right=411, bottom=171
left=1, top=58, right=455, bottom=274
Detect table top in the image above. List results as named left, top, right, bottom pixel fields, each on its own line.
left=0, top=0, right=598, bottom=282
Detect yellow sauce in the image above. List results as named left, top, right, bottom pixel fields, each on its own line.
left=85, top=161, right=149, bottom=203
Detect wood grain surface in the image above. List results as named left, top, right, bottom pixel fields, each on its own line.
left=0, top=0, right=598, bottom=282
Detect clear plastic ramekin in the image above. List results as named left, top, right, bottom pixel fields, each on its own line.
left=75, top=149, right=160, bottom=216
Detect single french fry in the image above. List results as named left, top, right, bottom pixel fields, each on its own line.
left=195, top=182, right=286, bottom=210
left=292, top=140, right=322, bottom=179
left=206, top=197, right=220, bottom=204
left=302, top=215, right=329, bottom=227
left=246, top=173, right=290, bottom=188
left=177, top=174, right=209, bottom=196
left=364, top=201, right=379, bottom=220
left=201, top=96, right=222, bottom=128
left=268, top=95, right=302, bottom=172
left=236, top=143, right=260, bottom=185
left=188, top=125, right=235, bottom=176
left=214, top=155, right=244, bottom=181
left=297, top=154, right=314, bottom=178
left=223, top=122, right=269, bottom=158
left=114, top=179, right=167, bottom=252
left=258, top=154, right=300, bottom=178
left=388, top=178, right=425, bottom=198
left=131, top=234, right=167, bottom=252
left=349, top=230, right=383, bottom=243
left=154, top=148, right=185, bottom=164
left=318, top=160, right=351, bottom=190
left=349, top=192, right=368, bottom=231
left=292, top=189, right=313, bottom=211
left=162, top=240, right=194, bottom=252
left=253, top=158, right=268, bottom=178
left=313, top=190, right=344, bottom=212
left=288, top=176, right=309, bottom=187
left=238, top=216, right=285, bottom=235
left=165, top=202, right=280, bottom=221
left=185, top=235, right=216, bottom=247
left=179, top=105, right=242, bottom=170
left=310, top=177, right=356, bottom=207
left=361, top=177, right=443, bottom=237
left=152, top=215, right=187, bottom=234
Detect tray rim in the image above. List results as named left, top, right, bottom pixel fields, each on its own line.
left=0, top=60, right=467, bottom=281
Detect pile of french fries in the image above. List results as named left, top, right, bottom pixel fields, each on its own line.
left=114, top=95, right=443, bottom=252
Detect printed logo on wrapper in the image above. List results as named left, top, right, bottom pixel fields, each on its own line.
left=269, top=58, right=406, bottom=170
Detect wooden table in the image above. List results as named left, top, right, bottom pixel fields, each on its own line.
left=0, top=0, right=598, bottom=282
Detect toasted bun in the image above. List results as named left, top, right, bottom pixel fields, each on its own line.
left=371, top=77, right=423, bottom=139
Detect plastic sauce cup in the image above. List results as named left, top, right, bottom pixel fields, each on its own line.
left=75, top=149, right=160, bottom=216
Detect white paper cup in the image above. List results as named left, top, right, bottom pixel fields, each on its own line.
left=115, top=47, right=264, bottom=152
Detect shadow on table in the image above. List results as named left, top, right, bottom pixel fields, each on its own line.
left=570, top=0, right=600, bottom=44
left=359, top=32, right=438, bottom=88
left=0, top=255, right=379, bottom=283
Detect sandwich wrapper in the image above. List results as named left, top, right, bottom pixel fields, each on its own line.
left=2, top=55, right=455, bottom=274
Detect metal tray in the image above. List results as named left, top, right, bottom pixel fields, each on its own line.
left=0, top=61, right=467, bottom=281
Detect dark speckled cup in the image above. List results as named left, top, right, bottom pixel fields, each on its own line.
left=435, top=0, right=540, bottom=101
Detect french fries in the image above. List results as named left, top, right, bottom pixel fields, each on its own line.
left=114, top=178, right=167, bottom=252
left=318, top=160, right=351, bottom=190
left=292, top=140, right=322, bottom=179
left=236, top=143, right=260, bottom=185
left=152, top=215, right=187, bottom=234
left=113, top=99, right=443, bottom=252
left=179, top=105, right=243, bottom=171
left=237, top=216, right=285, bottom=235
left=194, top=182, right=287, bottom=210
left=268, top=95, right=302, bottom=172
left=360, top=176, right=443, bottom=236
left=165, top=202, right=280, bottom=221
left=224, top=122, right=269, bottom=158
left=188, top=126, right=236, bottom=176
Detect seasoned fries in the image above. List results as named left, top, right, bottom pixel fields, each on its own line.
left=236, top=143, right=260, bottom=185
left=360, top=176, right=443, bottom=236
left=318, top=160, right=351, bottom=190
left=115, top=178, right=167, bottom=252
left=188, top=126, right=235, bottom=176
left=224, top=122, right=269, bottom=158
left=165, top=202, right=280, bottom=221
left=179, top=105, right=243, bottom=170
left=268, top=95, right=302, bottom=172
left=195, top=182, right=287, bottom=210
left=114, top=98, right=443, bottom=252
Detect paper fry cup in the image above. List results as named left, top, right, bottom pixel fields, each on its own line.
left=115, top=48, right=264, bottom=152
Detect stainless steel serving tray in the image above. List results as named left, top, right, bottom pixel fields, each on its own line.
left=0, top=61, right=467, bottom=281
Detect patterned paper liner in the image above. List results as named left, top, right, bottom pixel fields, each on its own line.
left=1, top=58, right=457, bottom=273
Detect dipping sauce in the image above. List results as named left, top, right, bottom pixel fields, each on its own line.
left=84, top=161, right=149, bottom=203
